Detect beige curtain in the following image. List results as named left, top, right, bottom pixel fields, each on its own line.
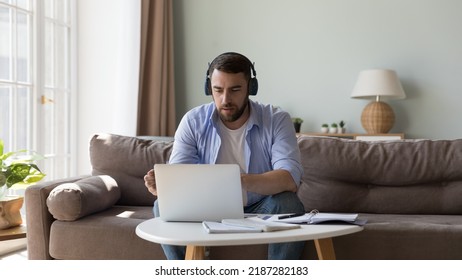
left=137, top=0, right=176, bottom=136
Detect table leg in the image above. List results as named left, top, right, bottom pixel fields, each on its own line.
left=185, top=245, right=205, bottom=260
left=314, top=238, right=336, bottom=260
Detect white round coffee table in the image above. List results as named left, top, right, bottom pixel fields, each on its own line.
left=136, top=218, right=363, bottom=260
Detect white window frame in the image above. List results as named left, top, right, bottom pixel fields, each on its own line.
left=0, top=0, right=77, bottom=188
left=35, top=0, right=77, bottom=180
left=0, top=0, right=34, bottom=153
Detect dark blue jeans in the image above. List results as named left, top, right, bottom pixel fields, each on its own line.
left=153, top=191, right=306, bottom=260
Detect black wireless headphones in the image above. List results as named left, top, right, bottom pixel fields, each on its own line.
left=204, top=52, right=258, bottom=96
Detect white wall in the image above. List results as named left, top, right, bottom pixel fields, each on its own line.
left=173, top=0, right=462, bottom=140
left=75, top=0, right=462, bottom=174
left=77, top=0, right=140, bottom=174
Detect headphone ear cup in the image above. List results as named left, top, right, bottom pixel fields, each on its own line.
left=204, top=77, right=211, bottom=95
left=249, top=77, right=258, bottom=95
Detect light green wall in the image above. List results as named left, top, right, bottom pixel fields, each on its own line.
left=172, top=0, right=462, bottom=139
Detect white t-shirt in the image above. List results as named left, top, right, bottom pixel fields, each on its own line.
left=216, top=119, right=248, bottom=205
left=216, top=119, right=247, bottom=173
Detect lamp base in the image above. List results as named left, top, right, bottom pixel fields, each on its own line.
left=361, top=101, right=395, bottom=134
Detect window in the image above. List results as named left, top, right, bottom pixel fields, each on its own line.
left=0, top=0, right=76, bottom=185
left=0, top=0, right=33, bottom=152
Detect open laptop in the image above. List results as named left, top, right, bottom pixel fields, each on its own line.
left=154, top=164, right=245, bottom=222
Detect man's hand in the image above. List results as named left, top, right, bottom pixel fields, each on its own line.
left=144, top=169, right=157, bottom=196
left=241, top=169, right=297, bottom=195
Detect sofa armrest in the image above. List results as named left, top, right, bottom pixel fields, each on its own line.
left=25, top=175, right=90, bottom=260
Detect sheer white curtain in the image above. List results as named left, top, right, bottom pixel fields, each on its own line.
left=77, top=0, right=142, bottom=174
left=112, top=0, right=141, bottom=136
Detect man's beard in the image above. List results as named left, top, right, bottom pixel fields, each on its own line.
left=219, top=99, right=249, bottom=123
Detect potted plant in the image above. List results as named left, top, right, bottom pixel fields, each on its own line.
left=321, top=123, right=329, bottom=133
left=0, top=139, right=46, bottom=200
left=329, top=123, right=338, bottom=134
left=339, top=120, right=346, bottom=134
left=292, top=117, right=303, bottom=133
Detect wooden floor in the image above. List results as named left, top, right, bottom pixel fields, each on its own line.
left=0, top=248, right=27, bottom=260
left=0, top=238, right=27, bottom=260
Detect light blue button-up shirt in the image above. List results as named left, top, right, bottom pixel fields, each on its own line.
left=168, top=100, right=303, bottom=206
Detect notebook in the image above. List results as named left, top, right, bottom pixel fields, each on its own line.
left=154, top=164, right=245, bottom=222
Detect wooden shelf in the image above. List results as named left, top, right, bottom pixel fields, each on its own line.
left=0, top=224, right=26, bottom=241
left=298, top=133, right=404, bottom=140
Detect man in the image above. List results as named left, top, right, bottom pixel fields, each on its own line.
left=144, top=52, right=306, bottom=259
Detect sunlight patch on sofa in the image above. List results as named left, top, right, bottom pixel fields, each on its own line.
left=116, top=211, right=136, bottom=218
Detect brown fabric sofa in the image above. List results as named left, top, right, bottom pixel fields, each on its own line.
left=297, top=136, right=462, bottom=259
left=25, top=133, right=462, bottom=259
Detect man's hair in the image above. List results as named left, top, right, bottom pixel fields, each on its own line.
left=208, top=52, right=253, bottom=81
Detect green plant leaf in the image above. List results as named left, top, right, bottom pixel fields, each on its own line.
left=0, top=150, right=17, bottom=161
left=1, top=139, right=46, bottom=189
left=291, top=117, right=303, bottom=124
left=6, top=164, right=31, bottom=187
left=0, top=173, right=6, bottom=186
left=24, top=173, right=46, bottom=184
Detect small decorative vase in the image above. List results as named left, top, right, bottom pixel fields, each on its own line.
left=329, top=127, right=338, bottom=134
left=293, top=123, right=301, bottom=133
left=321, top=127, right=329, bottom=133
left=0, top=196, right=24, bottom=229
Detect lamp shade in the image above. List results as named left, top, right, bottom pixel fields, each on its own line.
left=351, top=69, right=406, bottom=100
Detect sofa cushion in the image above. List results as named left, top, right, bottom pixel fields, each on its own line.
left=48, top=206, right=165, bottom=260
left=297, top=136, right=462, bottom=214
left=89, top=133, right=173, bottom=206
left=46, top=175, right=120, bottom=221
left=333, top=213, right=462, bottom=259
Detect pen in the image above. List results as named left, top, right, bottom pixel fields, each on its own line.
left=278, top=212, right=306, bottom=220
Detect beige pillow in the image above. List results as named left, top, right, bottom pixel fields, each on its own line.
left=89, top=133, right=173, bottom=206
left=46, top=175, right=120, bottom=221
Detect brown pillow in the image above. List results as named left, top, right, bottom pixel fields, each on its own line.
left=46, top=175, right=120, bottom=221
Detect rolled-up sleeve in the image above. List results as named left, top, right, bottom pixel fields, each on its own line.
left=271, top=111, right=303, bottom=187
left=246, top=103, right=303, bottom=188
